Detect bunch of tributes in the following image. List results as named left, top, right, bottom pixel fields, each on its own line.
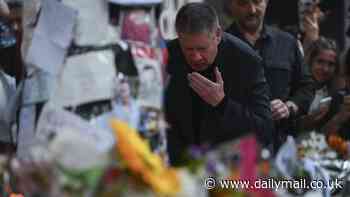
left=18, top=0, right=120, bottom=158
left=17, top=0, right=65, bottom=159
left=106, top=0, right=168, bottom=155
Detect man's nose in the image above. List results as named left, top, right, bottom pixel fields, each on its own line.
left=247, top=3, right=257, bottom=14
left=190, top=51, right=203, bottom=61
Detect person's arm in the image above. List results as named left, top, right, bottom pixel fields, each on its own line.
left=0, top=0, right=10, bottom=18
left=323, top=95, right=350, bottom=134
left=215, top=57, right=274, bottom=145
left=299, top=105, right=329, bottom=131
left=288, top=40, right=315, bottom=116
left=164, top=74, right=191, bottom=166
left=301, top=5, right=321, bottom=51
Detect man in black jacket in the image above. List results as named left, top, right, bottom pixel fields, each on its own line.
left=165, top=2, right=273, bottom=165
left=226, top=0, right=314, bottom=151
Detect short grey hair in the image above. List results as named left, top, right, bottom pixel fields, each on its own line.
left=175, top=2, right=219, bottom=35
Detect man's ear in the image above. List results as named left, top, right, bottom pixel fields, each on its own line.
left=215, top=26, right=223, bottom=43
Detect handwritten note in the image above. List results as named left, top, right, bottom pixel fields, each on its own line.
left=26, top=0, right=77, bottom=75
left=51, top=50, right=116, bottom=107
left=62, top=0, right=118, bottom=46
left=22, top=71, right=56, bottom=105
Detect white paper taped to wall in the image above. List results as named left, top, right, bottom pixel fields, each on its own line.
left=62, top=0, right=118, bottom=46
left=26, top=0, right=77, bottom=75
left=51, top=50, right=116, bottom=107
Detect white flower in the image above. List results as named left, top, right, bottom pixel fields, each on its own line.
left=175, top=169, right=208, bottom=197
left=49, top=128, right=108, bottom=170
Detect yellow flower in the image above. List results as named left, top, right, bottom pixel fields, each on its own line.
left=143, top=168, right=180, bottom=195
left=111, top=119, right=180, bottom=195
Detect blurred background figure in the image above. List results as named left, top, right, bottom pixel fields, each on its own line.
left=0, top=0, right=10, bottom=18
left=0, top=0, right=20, bottom=80
left=299, top=37, right=340, bottom=133
left=322, top=48, right=350, bottom=139
left=300, top=0, right=322, bottom=52
left=0, top=0, right=16, bottom=154
left=0, top=0, right=13, bottom=45
left=225, top=0, right=314, bottom=153
left=112, top=76, right=140, bottom=130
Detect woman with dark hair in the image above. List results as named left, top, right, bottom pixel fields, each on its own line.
left=322, top=48, right=350, bottom=139
left=299, top=37, right=340, bottom=132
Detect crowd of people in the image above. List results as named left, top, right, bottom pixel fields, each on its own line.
left=164, top=0, right=350, bottom=165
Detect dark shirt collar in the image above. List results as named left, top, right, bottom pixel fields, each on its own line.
left=261, top=25, right=273, bottom=40
left=227, top=22, right=272, bottom=47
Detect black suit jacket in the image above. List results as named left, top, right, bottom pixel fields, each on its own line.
left=226, top=24, right=315, bottom=149
left=226, top=24, right=314, bottom=115
left=165, top=33, right=274, bottom=165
